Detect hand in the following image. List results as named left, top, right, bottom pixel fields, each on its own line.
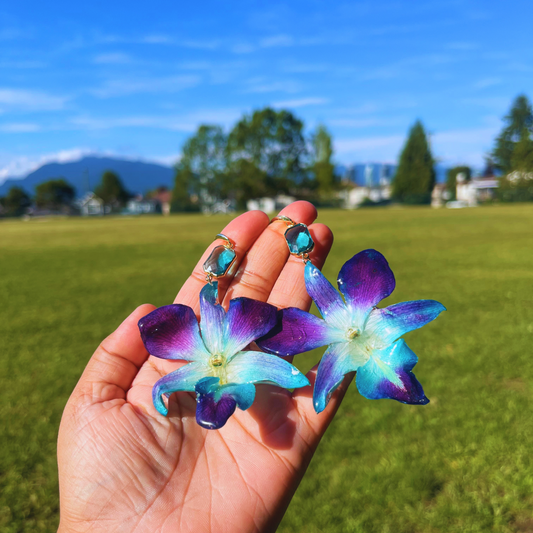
left=57, top=201, right=352, bottom=533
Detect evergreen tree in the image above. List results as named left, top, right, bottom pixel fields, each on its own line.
left=95, top=171, right=129, bottom=208
left=392, top=121, right=435, bottom=204
left=446, top=166, right=472, bottom=200
left=1, top=186, right=31, bottom=216
left=312, top=124, right=337, bottom=195
left=492, top=94, right=533, bottom=173
left=510, top=128, right=533, bottom=172
left=35, top=179, right=75, bottom=210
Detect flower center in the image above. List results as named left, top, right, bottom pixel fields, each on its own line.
left=347, top=328, right=360, bottom=340
left=209, top=354, right=226, bottom=367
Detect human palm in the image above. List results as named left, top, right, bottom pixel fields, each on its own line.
left=58, top=202, right=352, bottom=533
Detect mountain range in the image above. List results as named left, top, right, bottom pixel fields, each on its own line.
left=0, top=157, right=175, bottom=197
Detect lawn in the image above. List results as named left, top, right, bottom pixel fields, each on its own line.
left=1, top=205, right=533, bottom=533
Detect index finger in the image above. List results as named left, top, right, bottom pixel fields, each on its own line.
left=174, top=210, right=270, bottom=312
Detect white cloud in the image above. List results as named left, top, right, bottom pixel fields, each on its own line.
left=335, top=135, right=404, bottom=155
left=91, top=75, right=201, bottom=98
left=259, top=34, right=294, bottom=48
left=0, top=88, right=68, bottom=112
left=231, top=42, right=256, bottom=54
left=272, top=97, right=329, bottom=108
left=329, top=118, right=381, bottom=128
left=245, top=79, right=301, bottom=94
left=93, top=52, right=132, bottom=64
left=473, top=78, right=502, bottom=89
left=0, top=123, right=41, bottom=133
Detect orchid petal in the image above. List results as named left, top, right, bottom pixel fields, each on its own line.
left=152, top=362, right=210, bottom=416
left=224, top=297, right=277, bottom=359
left=356, top=339, right=429, bottom=405
left=199, top=282, right=226, bottom=355
left=366, top=300, right=446, bottom=346
left=195, top=377, right=256, bottom=430
left=337, top=249, right=395, bottom=326
left=305, top=261, right=349, bottom=329
left=313, top=342, right=364, bottom=413
left=257, top=307, right=344, bottom=356
left=139, top=305, right=209, bottom=361
left=227, top=351, right=309, bottom=389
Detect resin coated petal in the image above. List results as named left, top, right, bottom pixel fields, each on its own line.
left=337, top=249, right=396, bottom=326
left=199, top=282, right=226, bottom=355
left=224, top=297, right=278, bottom=359
left=366, top=300, right=446, bottom=346
left=227, top=351, right=309, bottom=389
left=152, top=362, right=210, bottom=416
left=313, top=342, right=363, bottom=413
left=257, top=307, right=344, bottom=356
left=356, top=339, right=429, bottom=405
left=195, top=377, right=255, bottom=430
left=139, top=304, right=209, bottom=361
left=305, top=262, right=349, bottom=330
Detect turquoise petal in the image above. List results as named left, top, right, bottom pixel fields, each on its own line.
left=152, top=362, right=210, bottom=416
left=355, top=339, right=429, bottom=405
left=227, top=351, right=309, bottom=389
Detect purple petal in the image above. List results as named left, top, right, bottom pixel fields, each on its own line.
left=257, top=307, right=344, bottom=356
left=224, top=297, right=278, bottom=358
left=227, top=351, right=309, bottom=389
left=152, top=362, right=210, bottom=416
left=313, top=343, right=362, bottom=413
left=305, top=261, right=349, bottom=329
left=139, top=305, right=209, bottom=361
left=355, top=339, right=429, bottom=405
left=337, top=249, right=395, bottom=326
left=366, top=300, right=446, bottom=346
left=199, top=282, right=226, bottom=355
left=195, top=377, right=256, bottom=430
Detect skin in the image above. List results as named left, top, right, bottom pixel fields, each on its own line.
left=57, top=201, right=353, bottom=533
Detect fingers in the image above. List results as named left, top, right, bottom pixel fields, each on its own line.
left=174, top=210, right=269, bottom=312
left=267, top=223, right=333, bottom=311
left=223, top=201, right=318, bottom=304
left=76, top=304, right=156, bottom=404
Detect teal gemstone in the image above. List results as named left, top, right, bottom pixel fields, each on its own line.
left=285, top=224, right=314, bottom=255
left=203, top=245, right=236, bottom=277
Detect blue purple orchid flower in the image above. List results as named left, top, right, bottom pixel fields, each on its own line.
left=258, top=249, right=445, bottom=413
left=138, top=249, right=444, bottom=430
left=138, top=282, right=309, bottom=429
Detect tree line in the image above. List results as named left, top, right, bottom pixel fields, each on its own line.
left=0, top=171, right=130, bottom=217
left=2, top=95, right=533, bottom=217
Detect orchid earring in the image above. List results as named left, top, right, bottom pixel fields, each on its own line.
left=138, top=233, right=309, bottom=430
left=271, top=216, right=315, bottom=263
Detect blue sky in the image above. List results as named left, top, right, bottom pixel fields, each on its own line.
left=1, top=0, right=532, bottom=182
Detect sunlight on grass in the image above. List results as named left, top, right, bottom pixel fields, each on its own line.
left=1, top=205, right=533, bottom=532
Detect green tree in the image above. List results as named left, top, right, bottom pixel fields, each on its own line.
left=95, top=171, right=129, bottom=208
left=0, top=186, right=31, bottom=216
left=311, top=124, right=337, bottom=195
left=35, top=179, right=75, bottom=210
left=446, top=166, right=472, bottom=200
left=171, top=163, right=199, bottom=212
left=225, top=159, right=269, bottom=210
left=492, top=94, right=533, bottom=173
left=510, top=128, right=533, bottom=172
left=392, top=121, right=435, bottom=204
left=226, top=107, right=307, bottom=196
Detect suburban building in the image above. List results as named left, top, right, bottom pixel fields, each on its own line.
left=78, top=192, right=104, bottom=216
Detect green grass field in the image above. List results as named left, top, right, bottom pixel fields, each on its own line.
left=1, top=205, right=533, bottom=533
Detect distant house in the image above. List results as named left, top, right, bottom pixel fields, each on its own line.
left=246, top=195, right=295, bottom=213
left=78, top=192, right=104, bottom=216
left=126, top=195, right=159, bottom=215
left=151, top=186, right=172, bottom=216
left=343, top=183, right=391, bottom=209
left=431, top=183, right=451, bottom=208
left=455, top=174, right=499, bottom=206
